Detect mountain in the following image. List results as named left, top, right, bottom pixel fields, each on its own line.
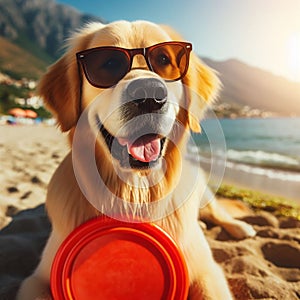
left=0, top=0, right=299, bottom=116
left=204, top=58, right=300, bottom=116
left=0, top=0, right=103, bottom=78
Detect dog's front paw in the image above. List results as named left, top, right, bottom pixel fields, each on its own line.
left=223, top=219, right=256, bottom=239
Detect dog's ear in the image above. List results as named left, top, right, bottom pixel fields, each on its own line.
left=160, top=25, right=220, bottom=133
left=38, top=53, right=80, bottom=131
left=38, top=22, right=106, bottom=132
left=183, top=53, right=220, bottom=132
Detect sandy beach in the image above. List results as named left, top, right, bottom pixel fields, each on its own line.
left=0, top=125, right=299, bottom=299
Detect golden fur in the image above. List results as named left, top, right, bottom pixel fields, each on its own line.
left=17, top=20, right=255, bottom=300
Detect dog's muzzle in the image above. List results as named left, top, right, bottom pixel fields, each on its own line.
left=97, top=78, right=171, bottom=170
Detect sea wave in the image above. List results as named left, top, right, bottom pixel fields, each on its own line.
left=226, top=149, right=300, bottom=171
left=186, top=145, right=300, bottom=182
left=225, top=161, right=300, bottom=182
left=188, top=144, right=300, bottom=170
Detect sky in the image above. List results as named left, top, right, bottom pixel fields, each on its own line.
left=57, top=0, right=300, bottom=82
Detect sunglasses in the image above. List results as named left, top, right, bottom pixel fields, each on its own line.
left=76, top=41, right=192, bottom=88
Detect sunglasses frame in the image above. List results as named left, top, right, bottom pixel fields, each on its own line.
left=76, top=41, right=193, bottom=88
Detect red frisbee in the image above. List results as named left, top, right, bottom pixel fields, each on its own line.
left=50, top=217, right=189, bottom=300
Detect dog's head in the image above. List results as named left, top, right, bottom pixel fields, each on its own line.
left=39, top=20, right=219, bottom=174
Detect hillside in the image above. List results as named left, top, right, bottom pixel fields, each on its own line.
left=204, top=58, right=300, bottom=116
left=0, top=37, right=47, bottom=79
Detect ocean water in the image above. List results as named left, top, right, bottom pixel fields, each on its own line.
left=187, top=118, right=300, bottom=199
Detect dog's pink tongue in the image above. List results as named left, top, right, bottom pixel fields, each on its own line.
left=125, top=135, right=161, bottom=163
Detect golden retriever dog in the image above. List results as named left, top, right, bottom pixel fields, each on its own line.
left=17, top=20, right=255, bottom=300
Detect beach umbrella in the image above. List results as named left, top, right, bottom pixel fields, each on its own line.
left=8, top=108, right=26, bottom=118
left=24, top=109, right=38, bottom=119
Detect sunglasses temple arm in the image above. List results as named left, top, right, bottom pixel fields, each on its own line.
left=77, top=61, right=84, bottom=114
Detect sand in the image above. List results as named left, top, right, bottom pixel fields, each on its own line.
left=0, top=125, right=299, bottom=299
left=0, top=125, right=68, bottom=229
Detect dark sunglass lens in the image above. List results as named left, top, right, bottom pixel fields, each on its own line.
left=148, top=44, right=188, bottom=81
left=82, top=49, right=130, bottom=87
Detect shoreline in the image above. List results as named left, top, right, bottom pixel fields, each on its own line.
left=223, top=164, right=300, bottom=202
left=200, top=159, right=300, bottom=203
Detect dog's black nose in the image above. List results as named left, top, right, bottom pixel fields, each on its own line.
left=127, top=78, right=167, bottom=112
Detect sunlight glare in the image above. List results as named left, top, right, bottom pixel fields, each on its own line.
left=288, top=32, right=300, bottom=82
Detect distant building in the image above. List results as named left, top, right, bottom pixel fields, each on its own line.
left=15, top=96, right=43, bottom=109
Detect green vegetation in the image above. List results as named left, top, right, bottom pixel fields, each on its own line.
left=0, top=84, right=29, bottom=113
left=215, top=184, right=300, bottom=220
left=33, top=106, right=52, bottom=119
